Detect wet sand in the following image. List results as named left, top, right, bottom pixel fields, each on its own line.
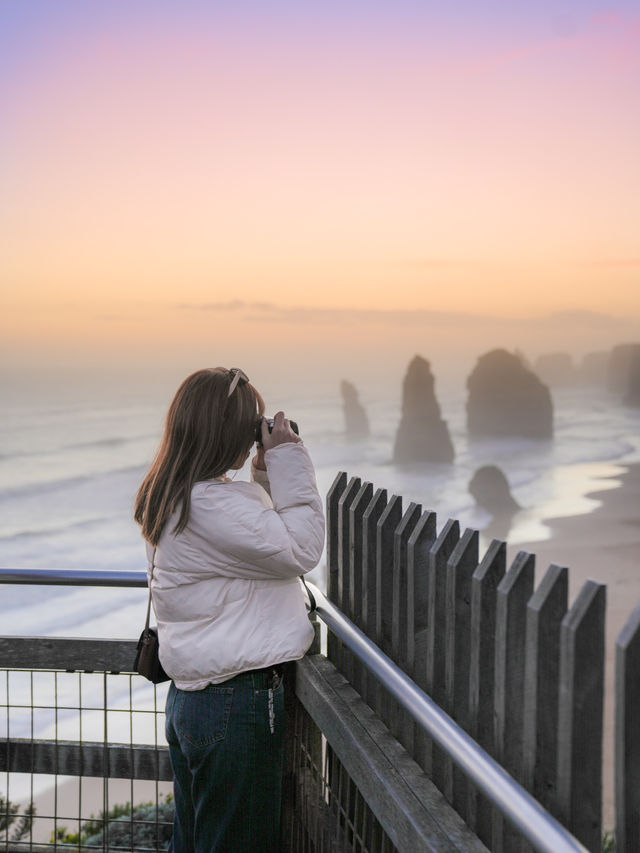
left=507, top=462, right=640, bottom=831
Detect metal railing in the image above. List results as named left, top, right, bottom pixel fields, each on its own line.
left=0, top=569, right=148, bottom=588
left=0, top=567, right=588, bottom=853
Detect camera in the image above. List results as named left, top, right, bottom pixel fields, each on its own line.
left=255, top=417, right=299, bottom=444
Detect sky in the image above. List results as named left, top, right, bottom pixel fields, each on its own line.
left=1, top=0, right=639, bottom=382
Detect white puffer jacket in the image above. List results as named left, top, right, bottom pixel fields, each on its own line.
left=147, top=442, right=325, bottom=690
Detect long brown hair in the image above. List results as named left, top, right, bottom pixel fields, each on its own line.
left=134, top=368, right=265, bottom=545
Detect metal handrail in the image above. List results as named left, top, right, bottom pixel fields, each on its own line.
left=0, top=568, right=588, bottom=853
left=0, top=567, right=148, bottom=587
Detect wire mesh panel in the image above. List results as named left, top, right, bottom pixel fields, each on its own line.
left=0, top=665, right=172, bottom=852
left=286, top=654, right=488, bottom=853
left=283, top=688, right=397, bottom=853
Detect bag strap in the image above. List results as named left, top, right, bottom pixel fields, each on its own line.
left=300, top=574, right=316, bottom=614
left=144, top=547, right=157, bottom=635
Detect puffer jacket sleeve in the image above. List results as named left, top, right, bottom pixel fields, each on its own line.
left=188, top=442, right=325, bottom=580
left=250, top=458, right=271, bottom=498
left=264, top=442, right=324, bottom=569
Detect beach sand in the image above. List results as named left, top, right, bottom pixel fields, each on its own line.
left=507, top=462, right=640, bottom=831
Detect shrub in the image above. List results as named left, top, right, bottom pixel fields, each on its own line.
left=53, top=794, right=173, bottom=849
left=1, top=793, right=35, bottom=840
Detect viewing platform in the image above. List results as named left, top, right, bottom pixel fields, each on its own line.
left=1, top=471, right=639, bottom=852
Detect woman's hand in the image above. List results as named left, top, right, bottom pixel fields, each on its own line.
left=252, top=446, right=267, bottom=471
left=261, top=411, right=302, bottom=452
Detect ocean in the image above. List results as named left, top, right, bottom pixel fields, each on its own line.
left=1, top=370, right=639, bottom=640
left=1, top=369, right=639, bottom=809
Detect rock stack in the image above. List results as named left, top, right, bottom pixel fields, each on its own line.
left=624, top=351, right=640, bottom=407
left=340, top=380, right=370, bottom=439
left=469, top=465, right=520, bottom=513
left=466, top=349, right=553, bottom=439
left=533, top=353, right=576, bottom=386
left=578, top=351, right=609, bottom=385
left=608, top=343, right=640, bottom=398
left=393, top=356, right=454, bottom=464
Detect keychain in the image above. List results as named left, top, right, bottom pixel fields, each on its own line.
left=268, top=689, right=275, bottom=734
left=267, top=668, right=281, bottom=734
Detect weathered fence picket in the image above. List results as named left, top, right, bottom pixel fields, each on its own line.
left=444, top=527, right=478, bottom=818
left=375, top=494, right=403, bottom=727
left=522, top=564, right=568, bottom=817
left=406, top=511, right=437, bottom=683
left=324, top=470, right=349, bottom=847
left=345, top=479, right=376, bottom=849
left=468, top=539, right=506, bottom=847
left=326, top=470, right=636, bottom=853
left=425, top=519, right=459, bottom=788
left=326, top=470, right=348, bottom=667
left=391, top=502, right=422, bottom=747
left=392, top=503, right=422, bottom=676
left=338, top=476, right=362, bottom=616
left=557, top=581, right=606, bottom=853
left=407, top=510, right=437, bottom=778
left=337, top=475, right=362, bottom=680
left=492, top=551, right=535, bottom=853
left=350, top=481, right=374, bottom=627
left=377, top=496, right=403, bottom=655
left=615, top=603, right=640, bottom=853
left=349, top=480, right=374, bottom=697
left=362, top=487, right=388, bottom=711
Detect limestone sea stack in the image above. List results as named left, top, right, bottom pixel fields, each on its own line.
left=624, top=351, right=640, bottom=407
left=608, top=343, right=640, bottom=394
left=469, top=465, right=520, bottom=513
left=340, top=380, right=370, bottom=439
left=533, top=353, right=576, bottom=386
left=393, top=356, right=454, bottom=463
left=578, top=351, right=609, bottom=385
left=467, top=349, right=553, bottom=439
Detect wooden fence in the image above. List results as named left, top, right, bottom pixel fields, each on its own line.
left=326, top=471, right=640, bottom=853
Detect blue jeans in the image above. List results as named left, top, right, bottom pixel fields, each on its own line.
left=165, top=667, right=285, bottom=853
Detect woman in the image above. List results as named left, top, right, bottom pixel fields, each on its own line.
left=134, top=367, right=324, bottom=852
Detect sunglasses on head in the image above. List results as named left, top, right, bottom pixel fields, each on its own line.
left=227, top=367, right=249, bottom=397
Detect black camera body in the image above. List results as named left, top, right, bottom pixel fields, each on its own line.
left=255, top=418, right=299, bottom=444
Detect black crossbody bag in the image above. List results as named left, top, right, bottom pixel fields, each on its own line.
left=133, top=548, right=170, bottom=684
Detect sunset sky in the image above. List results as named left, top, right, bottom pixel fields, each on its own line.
left=2, top=1, right=639, bottom=379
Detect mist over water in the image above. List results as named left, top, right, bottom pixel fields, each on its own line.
left=0, top=348, right=638, bottom=820
left=1, top=356, right=639, bottom=640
